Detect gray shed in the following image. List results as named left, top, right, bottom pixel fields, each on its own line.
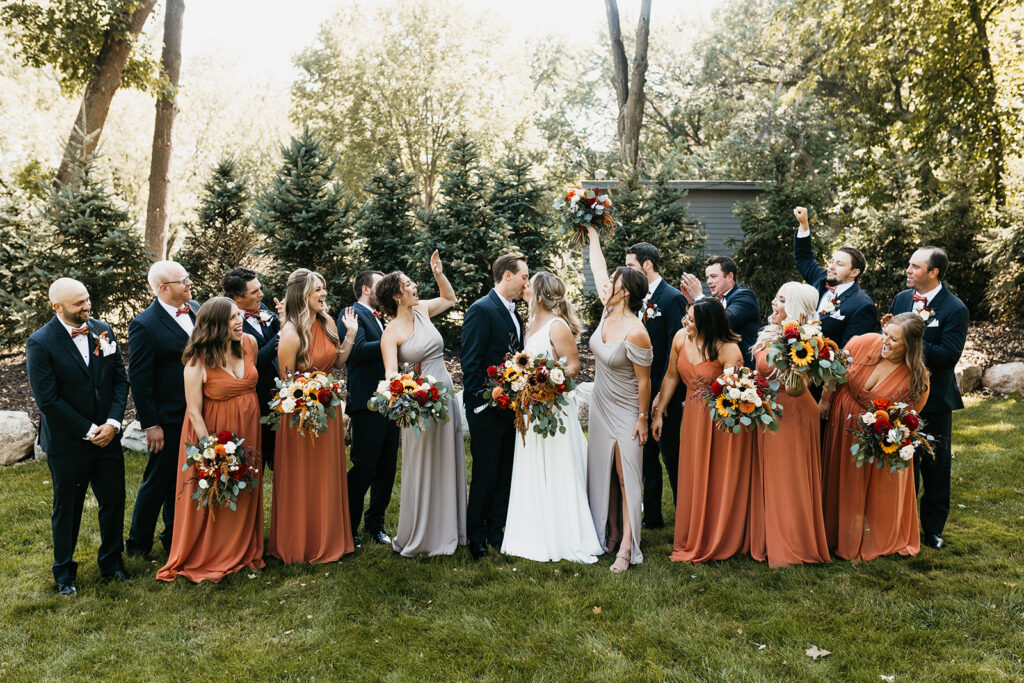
left=579, top=180, right=764, bottom=293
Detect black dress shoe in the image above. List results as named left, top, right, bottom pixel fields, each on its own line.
left=352, top=534, right=363, bottom=549
left=468, top=541, right=488, bottom=560
left=642, top=520, right=665, bottom=530
left=102, top=568, right=131, bottom=583
left=57, top=582, right=77, bottom=596
left=369, top=529, right=392, bottom=545
left=923, top=533, right=945, bottom=549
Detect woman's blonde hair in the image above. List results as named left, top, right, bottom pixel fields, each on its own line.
left=283, top=268, right=339, bottom=369
left=753, top=281, right=821, bottom=352
left=887, top=312, right=929, bottom=402
left=528, top=271, right=582, bottom=337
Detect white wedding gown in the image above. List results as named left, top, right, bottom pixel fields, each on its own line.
left=501, top=318, right=604, bottom=564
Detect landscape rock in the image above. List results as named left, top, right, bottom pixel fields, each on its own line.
left=0, top=410, right=37, bottom=466
left=955, top=364, right=983, bottom=395
left=982, top=362, right=1024, bottom=396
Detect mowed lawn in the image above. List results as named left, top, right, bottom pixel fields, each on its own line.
left=0, top=396, right=1022, bottom=681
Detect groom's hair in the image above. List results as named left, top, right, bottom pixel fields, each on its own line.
left=222, top=267, right=257, bottom=299
left=837, top=247, right=867, bottom=279
left=492, top=253, right=526, bottom=284
left=705, top=256, right=738, bottom=279
left=626, top=242, right=660, bottom=271
left=353, top=270, right=384, bottom=299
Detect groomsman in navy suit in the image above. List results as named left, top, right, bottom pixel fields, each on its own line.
left=343, top=270, right=399, bottom=547
left=223, top=267, right=280, bottom=470
left=625, top=242, right=687, bottom=527
left=680, top=256, right=761, bottom=368
left=462, top=253, right=529, bottom=559
left=26, top=278, right=130, bottom=593
left=125, top=261, right=199, bottom=557
left=888, top=247, right=968, bottom=549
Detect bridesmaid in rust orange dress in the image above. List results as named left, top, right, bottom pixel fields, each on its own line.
left=654, top=299, right=751, bottom=564
left=268, top=268, right=359, bottom=564
left=158, top=298, right=264, bottom=583
left=748, top=282, right=830, bottom=567
left=820, top=312, right=930, bottom=561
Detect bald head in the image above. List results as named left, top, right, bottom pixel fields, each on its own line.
left=49, top=278, right=91, bottom=326
left=148, top=260, right=192, bottom=306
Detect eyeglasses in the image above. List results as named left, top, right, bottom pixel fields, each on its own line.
left=162, top=275, right=193, bottom=286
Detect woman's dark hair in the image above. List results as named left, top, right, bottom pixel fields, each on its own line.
left=182, top=297, right=243, bottom=368
left=610, top=266, right=647, bottom=314
left=374, top=271, right=405, bottom=317
left=692, top=298, right=740, bottom=362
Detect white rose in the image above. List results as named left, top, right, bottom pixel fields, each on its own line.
left=727, top=388, right=741, bottom=400
left=550, top=368, right=565, bottom=384
left=740, top=388, right=759, bottom=402
left=899, top=445, right=915, bottom=461
left=511, top=378, right=527, bottom=392
left=376, top=380, right=390, bottom=394
left=281, top=398, right=297, bottom=413
left=223, top=441, right=237, bottom=454
left=887, top=428, right=901, bottom=443
left=862, top=412, right=876, bottom=425
left=424, top=375, right=436, bottom=384
left=198, top=479, right=210, bottom=489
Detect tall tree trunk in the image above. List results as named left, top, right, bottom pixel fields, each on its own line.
left=55, top=0, right=159, bottom=188
left=145, top=0, right=185, bottom=260
left=967, top=0, right=1006, bottom=208
left=605, top=0, right=652, bottom=169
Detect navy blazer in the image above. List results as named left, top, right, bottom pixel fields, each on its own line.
left=721, top=287, right=761, bottom=368
left=794, top=233, right=879, bottom=346
left=461, top=290, right=524, bottom=411
left=889, top=286, right=968, bottom=414
left=343, top=303, right=386, bottom=415
left=26, top=316, right=129, bottom=456
left=128, top=299, right=200, bottom=429
left=645, top=279, right=687, bottom=397
left=243, top=302, right=280, bottom=415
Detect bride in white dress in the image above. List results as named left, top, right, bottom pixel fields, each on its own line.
left=501, top=272, right=604, bottom=563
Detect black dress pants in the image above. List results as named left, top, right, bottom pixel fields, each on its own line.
left=126, top=422, right=182, bottom=555
left=347, top=410, right=400, bottom=533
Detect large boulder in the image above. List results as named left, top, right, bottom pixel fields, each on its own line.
left=0, top=411, right=37, bottom=466
left=955, top=364, right=983, bottom=395
left=121, top=420, right=148, bottom=452
left=982, top=362, right=1024, bottom=396
left=575, top=381, right=594, bottom=426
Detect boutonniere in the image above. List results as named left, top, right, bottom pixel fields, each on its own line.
left=639, top=300, right=661, bottom=324
left=258, top=309, right=273, bottom=324
left=819, top=297, right=837, bottom=316
left=917, top=307, right=935, bottom=323
left=92, top=330, right=116, bottom=357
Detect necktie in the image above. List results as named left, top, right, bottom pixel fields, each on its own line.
left=176, top=304, right=191, bottom=317
left=912, top=293, right=928, bottom=305
left=71, top=325, right=89, bottom=338
left=826, top=285, right=837, bottom=296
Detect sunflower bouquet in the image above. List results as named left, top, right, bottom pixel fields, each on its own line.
left=182, top=431, right=259, bottom=513
left=367, top=373, right=451, bottom=435
left=261, top=371, right=344, bottom=439
left=848, top=398, right=934, bottom=472
left=552, top=185, right=619, bottom=246
left=765, top=320, right=851, bottom=395
left=485, top=350, right=575, bottom=442
left=703, top=365, right=783, bottom=434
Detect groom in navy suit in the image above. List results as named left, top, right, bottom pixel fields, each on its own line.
left=461, top=253, right=529, bottom=559
left=680, top=256, right=761, bottom=368
left=125, top=261, right=200, bottom=557
left=343, top=270, right=399, bottom=547
left=26, top=278, right=130, bottom=593
left=889, top=247, right=968, bottom=550
left=625, top=242, right=687, bottom=527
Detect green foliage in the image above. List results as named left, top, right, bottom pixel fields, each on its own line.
left=355, top=157, right=422, bottom=280
left=0, top=182, right=52, bottom=346
left=176, top=158, right=260, bottom=301
left=982, top=203, right=1024, bottom=322
left=490, top=154, right=556, bottom=276
left=253, top=126, right=356, bottom=309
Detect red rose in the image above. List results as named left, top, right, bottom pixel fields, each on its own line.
left=413, top=390, right=429, bottom=406
left=486, top=365, right=498, bottom=380
left=754, top=376, right=769, bottom=391
left=390, top=379, right=404, bottom=394
left=496, top=394, right=511, bottom=409
left=556, top=383, right=566, bottom=394
left=783, top=328, right=800, bottom=341
left=711, top=380, right=724, bottom=396
left=873, top=420, right=892, bottom=435
left=429, top=386, right=439, bottom=401
left=873, top=398, right=893, bottom=411
left=317, top=390, right=332, bottom=404
left=903, top=413, right=920, bottom=430
left=217, top=431, right=232, bottom=444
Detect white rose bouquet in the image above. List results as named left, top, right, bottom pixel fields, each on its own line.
left=182, top=431, right=259, bottom=513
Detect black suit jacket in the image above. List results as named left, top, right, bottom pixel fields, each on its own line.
left=128, top=299, right=199, bottom=429
left=645, top=279, right=687, bottom=397
left=344, top=303, right=386, bottom=415
left=889, top=287, right=968, bottom=414
left=243, top=302, right=280, bottom=415
left=461, top=290, right=524, bottom=412
left=721, top=287, right=761, bottom=368
left=26, top=316, right=129, bottom=455
left=794, top=233, right=879, bottom=346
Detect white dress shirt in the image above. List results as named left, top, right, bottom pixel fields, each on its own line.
left=158, top=297, right=194, bottom=336
left=643, top=276, right=662, bottom=305
left=818, top=281, right=854, bottom=313
left=493, top=289, right=521, bottom=339
left=243, top=311, right=264, bottom=339
left=355, top=301, right=384, bottom=333
left=57, top=317, right=121, bottom=439
left=912, top=283, right=943, bottom=311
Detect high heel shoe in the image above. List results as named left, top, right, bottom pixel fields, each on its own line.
left=610, top=549, right=631, bottom=574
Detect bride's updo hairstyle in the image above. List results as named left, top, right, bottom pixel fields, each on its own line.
left=610, top=266, right=648, bottom=314
left=528, top=271, right=582, bottom=338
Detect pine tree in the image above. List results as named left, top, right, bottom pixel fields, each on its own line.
left=0, top=181, right=54, bottom=342
left=356, top=157, right=422, bottom=278
left=253, top=126, right=356, bottom=308
left=491, top=154, right=555, bottom=276
left=177, top=157, right=259, bottom=301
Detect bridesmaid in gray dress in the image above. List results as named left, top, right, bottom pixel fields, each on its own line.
left=377, top=251, right=467, bottom=557
left=585, top=226, right=653, bottom=573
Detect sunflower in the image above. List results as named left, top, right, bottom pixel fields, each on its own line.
left=789, top=341, right=815, bottom=367
left=513, top=352, right=533, bottom=371
left=880, top=439, right=900, bottom=454
left=714, top=396, right=730, bottom=418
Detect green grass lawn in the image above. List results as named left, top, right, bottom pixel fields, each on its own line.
left=1, top=396, right=1022, bottom=681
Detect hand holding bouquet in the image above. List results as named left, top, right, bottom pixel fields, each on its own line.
left=704, top=365, right=783, bottom=433
left=552, top=185, right=619, bottom=246
left=182, top=431, right=259, bottom=513
left=486, top=350, right=575, bottom=442
left=849, top=398, right=934, bottom=472
left=765, top=320, right=851, bottom=395
left=261, top=371, right=344, bottom=439
left=367, top=373, right=451, bottom=435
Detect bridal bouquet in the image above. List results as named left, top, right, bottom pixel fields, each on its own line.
left=262, top=371, right=344, bottom=438
left=552, top=185, right=619, bottom=246
left=367, top=373, right=451, bottom=435
left=486, top=350, right=575, bottom=441
left=848, top=398, right=934, bottom=472
left=764, top=320, right=851, bottom=395
left=182, top=431, right=259, bottom=513
left=704, top=365, right=783, bottom=434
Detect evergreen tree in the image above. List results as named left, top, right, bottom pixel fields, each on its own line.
left=0, top=181, right=53, bottom=343
left=254, top=126, right=356, bottom=308
left=356, top=157, right=422, bottom=278
left=177, top=157, right=259, bottom=301
left=491, top=154, right=555, bottom=276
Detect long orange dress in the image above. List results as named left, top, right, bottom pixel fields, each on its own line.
left=747, top=349, right=830, bottom=567
left=157, top=335, right=265, bottom=583
left=268, top=320, right=354, bottom=563
left=822, top=334, right=929, bottom=561
left=671, top=351, right=752, bottom=563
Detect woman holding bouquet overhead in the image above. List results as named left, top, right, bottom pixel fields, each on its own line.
left=653, top=298, right=750, bottom=564
left=268, top=269, right=359, bottom=564
left=820, top=313, right=930, bottom=561
left=747, top=282, right=830, bottom=567
left=157, top=298, right=264, bottom=583
left=378, top=250, right=465, bottom=557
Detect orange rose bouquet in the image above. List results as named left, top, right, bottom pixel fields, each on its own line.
left=552, top=185, right=619, bottom=246
left=849, top=398, right=934, bottom=473
left=485, top=350, right=575, bottom=442
left=703, top=365, right=783, bottom=433
left=182, top=431, right=259, bottom=512
left=367, top=373, right=451, bottom=435
left=261, top=371, right=344, bottom=439
left=765, top=320, right=851, bottom=395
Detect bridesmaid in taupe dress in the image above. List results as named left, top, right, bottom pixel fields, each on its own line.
left=377, top=251, right=466, bottom=557
left=585, top=226, right=653, bottom=573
